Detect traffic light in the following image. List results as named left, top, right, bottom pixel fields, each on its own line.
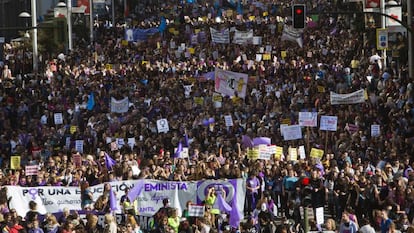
left=293, top=4, right=306, bottom=29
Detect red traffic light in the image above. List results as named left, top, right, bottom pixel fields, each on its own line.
left=293, top=5, right=305, bottom=28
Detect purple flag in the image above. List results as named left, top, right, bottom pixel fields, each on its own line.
left=252, top=137, right=271, bottom=146
left=213, top=192, right=232, bottom=213
left=109, top=187, right=118, bottom=211
left=184, top=134, right=189, bottom=147
left=229, top=179, right=243, bottom=228
left=127, top=179, right=145, bottom=201
left=174, top=142, right=183, bottom=158
left=105, top=152, right=116, bottom=170
left=241, top=135, right=254, bottom=148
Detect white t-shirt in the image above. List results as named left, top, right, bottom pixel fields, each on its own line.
left=358, top=224, right=376, bottom=233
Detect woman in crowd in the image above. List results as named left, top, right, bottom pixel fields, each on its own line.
left=103, top=214, right=118, bottom=233
left=80, top=181, right=93, bottom=210
left=85, top=214, right=102, bottom=233
left=43, top=214, right=60, bottom=233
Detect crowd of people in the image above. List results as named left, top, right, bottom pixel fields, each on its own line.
left=0, top=0, right=413, bottom=232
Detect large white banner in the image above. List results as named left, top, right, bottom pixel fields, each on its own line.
left=210, top=28, right=230, bottom=44
left=214, top=68, right=248, bottom=98
left=7, top=179, right=245, bottom=218
left=111, top=97, right=129, bottom=113
left=330, top=89, right=365, bottom=105
left=233, top=29, right=253, bottom=44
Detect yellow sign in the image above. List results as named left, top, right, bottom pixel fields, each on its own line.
left=105, top=64, right=113, bottom=70
left=288, top=147, right=298, bottom=161
left=70, top=125, right=77, bottom=134
left=212, top=93, right=223, bottom=102
left=188, top=48, right=195, bottom=54
left=10, top=156, right=21, bottom=170
left=169, top=28, right=176, bottom=34
left=263, top=53, right=271, bottom=60
left=194, top=97, right=204, bottom=105
left=249, top=16, right=256, bottom=21
left=275, top=146, right=283, bottom=160
left=281, top=51, right=287, bottom=59
left=142, top=60, right=148, bottom=65
left=281, top=118, right=290, bottom=125
left=247, top=148, right=259, bottom=160
left=263, top=11, right=268, bottom=17
left=317, top=85, right=326, bottom=93
left=121, top=40, right=129, bottom=46
left=195, top=29, right=201, bottom=34
left=187, top=77, right=196, bottom=83
left=226, top=9, right=233, bottom=17
left=310, top=148, right=324, bottom=159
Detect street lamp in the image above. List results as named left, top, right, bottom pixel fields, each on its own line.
left=56, top=1, right=73, bottom=51
left=408, top=0, right=413, bottom=79
left=18, top=0, right=38, bottom=73
left=18, top=12, right=31, bottom=40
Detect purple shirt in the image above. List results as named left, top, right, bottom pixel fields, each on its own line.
left=247, top=176, right=260, bottom=194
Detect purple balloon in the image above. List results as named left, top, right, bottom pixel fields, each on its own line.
left=208, top=117, right=215, bottom=124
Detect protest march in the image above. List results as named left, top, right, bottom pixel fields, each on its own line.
left=0, top=0, right=413, bottom=233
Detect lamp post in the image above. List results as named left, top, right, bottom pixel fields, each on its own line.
left=380, top=0, right=387, bottom=68
left=408, top=0, right=413, bottom=79
left=89, top=0, right=93, bottom=44
left=18, top=0, right=38, bottom=73
left=57, top=1, right=73, bottom=51
left=31, top=0, right=38, bottom=72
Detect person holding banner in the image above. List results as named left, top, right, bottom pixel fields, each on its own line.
left=80, top=181, right=94, bottom=210
left=120, top=187, right=138, bottom=216
left=204, top=186, right=220, bottom=228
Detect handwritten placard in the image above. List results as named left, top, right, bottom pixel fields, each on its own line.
left=54, top=113, right=63, bottom=125
left=75, top=140, right=84, bottom=153
left=371, top=124, right=380, bottom=137
left=288, top=147, right=298, bottom=161
left=310, top=148, right=324, bottom=159
left=299, top=112, right=318, bottom=127
left=25, top=165, right=38, bottom=176
left=247, top=148, right=259, bottom=160
left=320, top=116, right=338, bottom=131
left=283, top=125, right=303, bottom=141
left=10, top=156, right=21, bottom=170
left=224, top=115, right=234, bottom=127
